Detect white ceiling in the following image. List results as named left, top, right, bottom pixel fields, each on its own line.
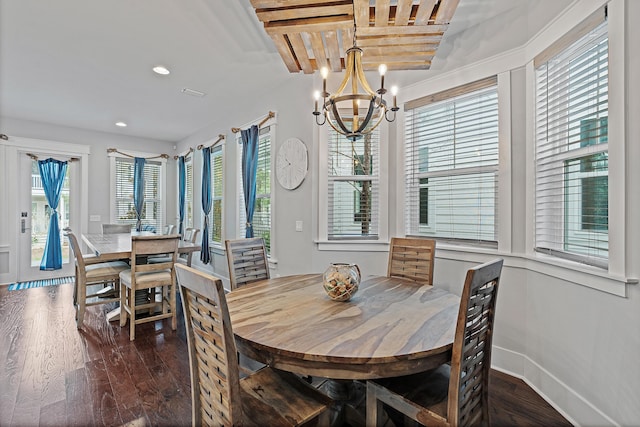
left=0, top=0, right=574, bottom=143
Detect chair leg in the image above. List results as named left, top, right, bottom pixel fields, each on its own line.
left=170, top=284, right=176, bottom=330
left=76, top=278, right=86, bottom=329
left=120, top=284, right=128, bottom=327
left=129, top=286, right=136, bottom=341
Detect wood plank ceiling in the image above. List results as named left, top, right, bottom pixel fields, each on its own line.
left=250, top=0, right=460, bottom=73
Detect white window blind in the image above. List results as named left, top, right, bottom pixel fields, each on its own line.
left=209, top=146, right=223, bottom=245
left=238, top=126, right=272, bottom=252
left=327, top=127, right=380, bottom=240
left=535, top=19, right=608, bottom=268
left=404, top=78, right=499, bottom=245
left=185, top=157, right=193, bottom=229
left=115, top=157, right=163, bottom=232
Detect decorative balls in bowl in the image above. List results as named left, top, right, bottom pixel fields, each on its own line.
left=322, top=263, right=361, bottom=301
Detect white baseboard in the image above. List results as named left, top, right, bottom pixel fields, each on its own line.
left=492, top=346, right=618, bottom=427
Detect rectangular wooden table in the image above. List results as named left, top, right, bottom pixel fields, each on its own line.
left=81, top=231, right=200, bottom=261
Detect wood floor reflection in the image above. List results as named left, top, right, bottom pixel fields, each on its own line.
left=0, top=283, right=571, bottom=427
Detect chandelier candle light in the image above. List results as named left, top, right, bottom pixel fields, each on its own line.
left=313, top=32, right=398, bottom=141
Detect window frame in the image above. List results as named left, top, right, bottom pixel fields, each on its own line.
left=533, top=16, right=609, bottom=268
left=326, top=127, right=381, bottom=241
left=209, top=144, right=224, bottom=246
left=176, top=152, right=194, bottom=231
left=109, top=150, right=167, bottom=232
left=317, top=118, right=389, bottom=251
left=403, top=76, right=501, bottom=247
left=236, top=117, right=276, bottom=256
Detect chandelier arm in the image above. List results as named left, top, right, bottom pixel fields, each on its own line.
left=355, top=98, right=377, bottom=134
left=360, top=113, right=386, bottom=136
left=325, top=111, right=348, bottom=135
left=354, top=49, right=377, bottom=96
left=315, top=112, right=327, bottom=126
left=334, top=48, right=356, bottom=96
left=384, top=109, right=397, bottom=123
left=328, top=101, right=353, bottom=136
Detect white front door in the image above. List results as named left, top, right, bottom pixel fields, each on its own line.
left=17, top=152, right=76, bottom=281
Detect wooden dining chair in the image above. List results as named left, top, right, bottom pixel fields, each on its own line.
left=387, top=237, right=437, bottom=285
left=175, top=264, right=333, bottom=426
left=148, top=227, right=200, bottom=267
left=65, top=230, right=129, bottom=328
left=119, top=234, right=180, bottom=341
left=367, top=258, right=504, bottom=427
left=179, top=227, right=200, bottom=266
left=102, top=223, right=132, bottom=234
left=225, top=237, right=270, bottom=290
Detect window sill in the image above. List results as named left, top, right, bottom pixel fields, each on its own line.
left=315, top=239, right=390, bottom=252
left=434, top=244, right=636, bottom=298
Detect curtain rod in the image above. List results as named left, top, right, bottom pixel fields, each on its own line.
left=231, top=111, right=275, bottom=134
left=197, top=134, right=225, bottom=150
left=173, top=147, right=194, bottom=160
left=107, top=148, right=169, bottom=160
left=27, top=153, right=79, bottom=162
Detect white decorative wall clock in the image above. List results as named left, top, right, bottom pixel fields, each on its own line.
left=276, top=137, right=308, bottom=190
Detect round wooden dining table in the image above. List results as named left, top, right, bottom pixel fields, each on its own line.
left=226, top=274, right=460, bottom=381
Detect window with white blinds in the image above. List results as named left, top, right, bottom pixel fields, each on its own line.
left=327, top=128, right=379, bottom=240
left=209, top=146, right=223, bottom=245
left=535, top=19, right=608, bottom=268
left=185, top=157, right=194, bottom=229
left=115, top=157, right=163, bottom=232
left=238, top=126, right=272, bottom=252
left=404, top=77, right=499, bottom=245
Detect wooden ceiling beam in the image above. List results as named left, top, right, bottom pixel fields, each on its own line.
left=251, top=0, right=341, bottom=8
left=309, top=32, right=328, bottom=70
left=435, top=0, right=461, bottom=24
left=251, top=0, right=459, bottom=73
left=414, top=0, right=439, bottom=25
left=356, top=35, right=442, bottom=47
left=264, top=16, right=352, bottom=34
left=256, top=4, right=352, bottom=22
left=394, top=0, right=413, bottom=26
left=363, top=46, right=437, bottom=56
left=356, top=24, right=448, bottom=36
left=270, top=33, right=301, bottom=73
left=374, top=0, right=391, bottom=27
left=288, top=33, right=314, bottom=74
left=324, top=29, right=342, bottom=71
left=362, top=61, right=432, bottom=71
left=363, top=53, right=435, bottom=63
left=353, top=0, right=370, bottom=29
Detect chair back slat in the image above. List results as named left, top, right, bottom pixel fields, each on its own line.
left=448, top=258, right=503, bottom=427
left=225, top=238, right=270, bottom=290
left=387, top=237, right=436, bottom=285
left=175, top=264, right=241, bottom=426
left=131, top=234, right=179, bottom=260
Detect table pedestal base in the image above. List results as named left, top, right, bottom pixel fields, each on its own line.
left=319, top=380, right=366, bottom=427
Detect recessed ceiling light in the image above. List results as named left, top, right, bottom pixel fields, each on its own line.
left=115, top=121, right=127, bottom=127
left=153, top=65, right=170, bottom=75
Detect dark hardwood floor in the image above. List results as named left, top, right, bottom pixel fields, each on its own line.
left=0, top=283, right=572, bottom=427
